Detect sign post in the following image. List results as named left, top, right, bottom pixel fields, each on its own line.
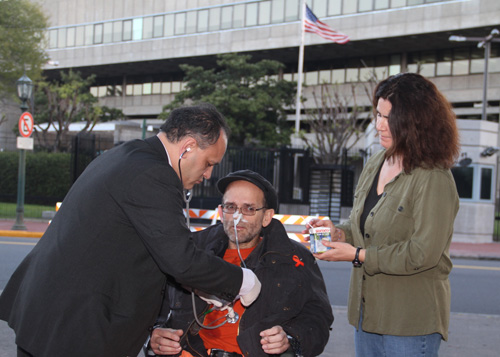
left=12, top=112, right=35, bottom=230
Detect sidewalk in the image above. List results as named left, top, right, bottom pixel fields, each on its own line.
left=2, top=218, right=500, bottom=260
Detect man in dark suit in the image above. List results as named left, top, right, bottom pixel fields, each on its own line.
left=0, top=104, right=261, bottom=357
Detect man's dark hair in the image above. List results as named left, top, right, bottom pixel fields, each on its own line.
left=160, top=103, right=231, bottom=149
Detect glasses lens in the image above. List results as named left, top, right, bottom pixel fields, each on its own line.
left=222, top=204, right=236, bottom=214
left=241, top=205, right=256, bottom=215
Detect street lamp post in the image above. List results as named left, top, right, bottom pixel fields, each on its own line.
left=11, top=74, right=34, bottom=230
left=449, top=29, right=500, bottom=121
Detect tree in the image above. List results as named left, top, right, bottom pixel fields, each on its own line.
left=161, top=53, right=296, bottom=147
left=33, top=70, right=124, bottom=152
left=300, top=83, right=372, bottom=165
left=0, top=0, right=48, bottom=98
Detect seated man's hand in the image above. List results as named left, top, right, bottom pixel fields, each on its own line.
left=150, top=327, right=183, bottom=355
left=260, top=325, right=290, bottom=355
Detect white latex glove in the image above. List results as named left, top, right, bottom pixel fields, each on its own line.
left=195, top=290, right=230, bottom=311
left=239, top=268, right=261, bottom=306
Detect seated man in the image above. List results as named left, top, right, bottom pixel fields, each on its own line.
left=148, top=170, right=333, bottom=357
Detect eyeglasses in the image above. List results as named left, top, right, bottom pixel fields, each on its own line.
left=221, top=203, right=266, bottom=216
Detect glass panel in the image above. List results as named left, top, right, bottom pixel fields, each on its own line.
left=209, top=8, right=221, bottom=31
left=283, top=73, right=293, bottom=81
left=234, top=4, right=245, bottom=28
left=285, top=0, right=300, bottom=21
left=452, top=60, right=469, bottom=75
left=319, top=70, right=331, bottom=83
left=85, top=24, right=93, bottom=45
left=259, top=1, right=271, bottom=25
left=66, top=27, right=75, bottom=47
left=112, top=21, right=122, bottom=42
left=389, top=64, right=401, bottom=75
left=471, top=59, right=484, bottom=74
left=171, top=81, right=181, bottom=93
left=305, top=71, right=318, bottom=85
left=126, top=84, right=133, bottom=96
left=94, top=24, right=103, bottom=44
left=408, top=63, right=419, bottom=73
left=103, top=22, right=113, bottom=43
left=346, top=68, right=359, bottom=82
left=186, top=11, right=197, bottom=34
left=375, top=0, right=390, bottom=9
left=143, top=17, right=153, bottom=39
left=436, top=62, right=451, bottom=76
left=75, top=26, right=85, bottom=46
left=153, top=16, right=164, bottom=37
left=97, top=86, right=107, bottom=97
left=343, top=0, right=357, bottom=14
left=328, top=0, right=342, bottom=15
left=221, top=6, right=233, bottom=29
left=489, top=57, right=500, bottom=73
left=332, top=68, right=345, bottom=83
left=198, top=9, right=209, bottom=32
left=451, top=166, right=473, bottom=199
left=246, top=3, right=258, bottom=26
left=480, top=167, right=492, bottom=200
left=391, top=0, right=406, bottom=7
left=143, top=83, right=152, bottom=95
left=315, top=0, right=328, bottom=17
left=359, top=0, right=373, bottom=12
left=161, top=82, right=171, bottom=94
left=175, top=12, right=186, bottom=35
left=152, top=82, right=161, bottom=94
left=408, top=0, right=424, bottom=5
left=123, top=20, right=132, bottom=41
left=133, top=84, right=142, bottom=96
left=90, top=87, right=98, bottom=96
left=165, top=14, right=174, bottom=36
left=271, top=0, right=285, bottom=23
left=132, top=18, right=143, bottom=40
left=419, top=63, right=435, bottom=77
left=49, top=29, right=58, bottom=48
left=57, top=28, right=66, bottom=48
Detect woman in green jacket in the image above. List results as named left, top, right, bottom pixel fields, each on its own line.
left=308, top=72, right=460, bottom=356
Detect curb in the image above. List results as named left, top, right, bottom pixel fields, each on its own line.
left=0, top=230, right=43, bottom=238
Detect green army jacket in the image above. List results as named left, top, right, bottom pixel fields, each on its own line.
left=337, top=150, right=459, bottom=340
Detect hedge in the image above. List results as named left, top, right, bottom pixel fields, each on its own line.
left=0, top=151, right=72, bottom=205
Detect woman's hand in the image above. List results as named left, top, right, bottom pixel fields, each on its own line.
left=303, top=219, right=345, bottom=242
left=313, top=241, right=360, bottom=262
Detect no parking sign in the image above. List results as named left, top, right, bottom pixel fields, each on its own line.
left=18, top=112, right=34, bottom=138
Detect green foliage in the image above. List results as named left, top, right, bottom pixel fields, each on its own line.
left=33, top=70, right=124, bottom=152
left=161, top=53, right=296, bottom=148
left=0, top=0, right=48, bottom=98
left=0, top=151, right=71, bottom=204
left=0, top=202, right=55, bottom=219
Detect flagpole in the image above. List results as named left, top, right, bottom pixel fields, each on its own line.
left=295, top=0, right=306, bottom=135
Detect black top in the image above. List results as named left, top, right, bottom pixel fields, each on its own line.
left=360, top=163, right=383, bottom=237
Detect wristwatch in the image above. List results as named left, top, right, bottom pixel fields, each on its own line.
left=352, top=247, right=363, bottom=268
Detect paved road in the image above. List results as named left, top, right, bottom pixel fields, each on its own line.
left=1, top=237, right=500, bottom=356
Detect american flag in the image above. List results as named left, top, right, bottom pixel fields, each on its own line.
left=304, top=5, right=349, bottom=44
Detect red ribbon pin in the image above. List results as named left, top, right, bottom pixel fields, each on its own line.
left=293, top=255, right=304, bottom=267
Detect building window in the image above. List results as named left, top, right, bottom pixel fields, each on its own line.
left=143, top=17, right=154, bottom=39
left=132, top=18, right=143, bottom=40
left=186, top=11, right=197, bottom=34
left=123, top=20, right=132, bottom=41
left=94, top=24, right=103, bottom=44
left=153, top=16, right=164, bottom=38
left=112, top=21, right=122, bottom=42
left=259, top=1, right=272, bottom=25
left=165, top=14, right=174, bottom=36
left=271, top=0, right=285, bottom=23
left=209, top=7, right=221, bottom=31
left=103, top=22, right=113, bottom=43
left=221, top=6, right=233, bottom=30
left=451, top=164, right=495, bottom=201
left=246, top=2, right=258, bottom=26
left=234, top=4, right=245, bottom=28
left=198, top=10, right=209, bottom=32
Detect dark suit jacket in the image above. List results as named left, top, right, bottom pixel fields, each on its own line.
left=0, top=136, right=242, bottom=357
